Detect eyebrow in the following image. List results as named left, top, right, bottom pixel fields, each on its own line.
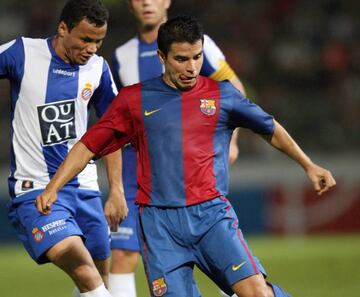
left=174, top=50, right=203, bottom=59
left=81, top=36, right=104, bottom=43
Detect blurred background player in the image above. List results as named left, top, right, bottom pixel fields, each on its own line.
left=110, top=1, right=246, bottom=296
left=1, top=0, right=127, bottom=296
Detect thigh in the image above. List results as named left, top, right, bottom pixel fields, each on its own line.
left=76, top=189, right=110, bottom=261
left=138, top=206, right=200, bottom=297
left=110, top=199, right=140, bottom=252
left=7, top=189, right=82, bottom=264
left=195, top=197, right=266, bottom=296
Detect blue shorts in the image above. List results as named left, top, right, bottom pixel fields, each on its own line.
left=110, top=199, right=140, bottom=251
left=7, top=187, right=110, bottom=264
left=138, top=197, right=266, bottom=297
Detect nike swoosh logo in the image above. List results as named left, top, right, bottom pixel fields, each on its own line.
left=232, top=261, right=246, bottom=271
left=144, top=109, right=161, bottom=116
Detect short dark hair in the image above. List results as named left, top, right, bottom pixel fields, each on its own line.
left=59, top=0, right=109, bottom=31
left=157, top=15, right=204, bottom=56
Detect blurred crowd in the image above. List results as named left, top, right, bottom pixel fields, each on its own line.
left=0, top=0, right=358, bottom=164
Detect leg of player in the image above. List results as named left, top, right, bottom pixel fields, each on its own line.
left=109, top=249, right=139, bottom=297
left=72, top=259, right=111, bottom=297
left=231, top=273, right=271, bottom=297
left=94, top=258, right=111, bottom=287
left=232, top=275, right=291, bottom=297
left=46, top=236, right=112, bottom=297
left=109, top=199, right=139, bottom=297
left=71, top=190, right=113, bottom=296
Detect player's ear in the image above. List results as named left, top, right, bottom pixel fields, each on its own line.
left=157, top=49, right=166, bottom=64
left=57, top=21, right=68, bottom=37
left=127, top=0, right=134, bottom=14
left=165, top=0, right=171, bottom=10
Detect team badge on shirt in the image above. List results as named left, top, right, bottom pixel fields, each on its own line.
left=152, top=277, right=167, bottom=296
left=81, top=83, right=93, bottom=101
left=200, top=99, right=216, bottom=116
left=32, top=227, right=44, bottom=243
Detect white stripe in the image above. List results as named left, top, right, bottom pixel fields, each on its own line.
left=115, top=37, right=140, bottom=86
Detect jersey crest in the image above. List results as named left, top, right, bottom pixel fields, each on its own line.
left=81, top=83, right=93, bottom=101
left=200, top=98, right=216, bottom=116
left=152, top=277, right=167, bottom=296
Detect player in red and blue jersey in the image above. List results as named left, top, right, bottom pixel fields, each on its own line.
left=35, top=16, right=336, bottom=297
left=111, top=1, right=245, bottom=295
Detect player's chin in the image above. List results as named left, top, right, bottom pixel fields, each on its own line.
left=76, top=56, right=91, bottom=65
left=178, top=79, right=196, bottom=90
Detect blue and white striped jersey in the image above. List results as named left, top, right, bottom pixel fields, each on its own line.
left=112, top=34, right=237, bottom=200
left=0, top=37, right=117, bottom=198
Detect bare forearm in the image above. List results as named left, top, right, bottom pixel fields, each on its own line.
left=265, top=120, right=313, bottom=170
left=103, top=149, right=124, bottom=193
left=45, top=141, right=95, bottom=193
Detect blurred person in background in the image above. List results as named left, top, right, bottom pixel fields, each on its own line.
left=1, top=0, right=127, bottom=296
left=34, top=15, right=336, bottom=297
left=110, top=1, right=246, bottom=297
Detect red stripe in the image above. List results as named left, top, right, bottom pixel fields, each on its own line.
left=131, top=84, right=151, bottom=205
left=237, top=229, right=259, bottom=274
left=181, top=77, right=221, bottom=205
left=221, top=196, right=259, bottom=274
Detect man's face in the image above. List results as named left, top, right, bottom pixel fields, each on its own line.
left=57, top=19, right=107, bottom=65
left=159, top=40, right=203, bottom=91
left=129, top=0, right=170, bottom=29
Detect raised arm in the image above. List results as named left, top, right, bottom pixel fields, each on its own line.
left=35, top=141, right=94, bottom=214
left=263, top=120, right=336, bottom=195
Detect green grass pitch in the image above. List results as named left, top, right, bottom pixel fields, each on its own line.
left=1, top=234, right=359, bottom=297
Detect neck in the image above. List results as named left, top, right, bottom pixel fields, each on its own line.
left=51, top=35, right=69, bottom=63
left=139, top=28, right=158, bottom=43
left=138, top=16, right=167, bottom=44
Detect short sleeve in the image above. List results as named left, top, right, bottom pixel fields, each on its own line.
left=91, top=59, right=118, bottom=117
left=222, top=81, right=275, bottom=135
left=0, top=37, right=24, bottom=79
left=81, top=87, right=135, bottom=158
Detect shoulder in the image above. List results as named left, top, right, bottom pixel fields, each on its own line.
left=114, top=37, right=138, bottom=58
left=120, top=81, right=142, bottom=96
left=85, top=53, right=108, bottom=72
left=0, top=37, right=22, bottom=54
left=218, top=80, right=244, bottom=100
left=203, top=34, right=224, bottom=58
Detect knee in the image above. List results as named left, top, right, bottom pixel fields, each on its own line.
left=71, top=263, right=102, bottom=288
left=47, top=236, right=102, bottom=291
left=232, top=274, right=273, bottom=297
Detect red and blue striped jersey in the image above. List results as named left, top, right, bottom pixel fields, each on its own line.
left=82, top=76, right=274, bottom=207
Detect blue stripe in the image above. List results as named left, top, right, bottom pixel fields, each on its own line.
left=213, top=82, right=233, bottom=196
left=111, top=52, right=122, bottom=90
left=2, top=38, right=26, bottom=197
left=42, top=39, right=79, bottom=185
left=138, top=41, right=163, bottom=82
left=122, top=146, right=137, bottom=200
left=91, top=60, right=116, bottom=117
left=141, top=78, right=185, bottom=205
